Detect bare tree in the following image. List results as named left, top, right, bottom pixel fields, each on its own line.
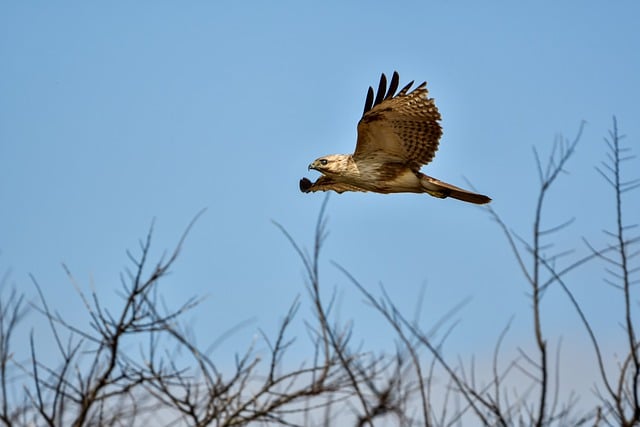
left=0, top=203, right=409, bottom=426
left=588, top=117, right=640, bottom=426
left=325, top=119, right=637, bottom=426
left=0, top=118, right=638, bottom=426
left=0, top=274, right=29, bottom=425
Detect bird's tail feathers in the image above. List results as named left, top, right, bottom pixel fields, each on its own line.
left=420, top=174, right=491, bottom=205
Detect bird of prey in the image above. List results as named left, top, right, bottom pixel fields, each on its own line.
left=300, top=71, right=491, bottom=204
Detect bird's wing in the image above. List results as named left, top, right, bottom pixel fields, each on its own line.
left=299, top=177, right=367, bottom=194
left=354, top=71, right=442, bottom=169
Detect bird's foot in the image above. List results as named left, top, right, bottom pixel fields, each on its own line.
left=299, top=177, right=313, bottom=193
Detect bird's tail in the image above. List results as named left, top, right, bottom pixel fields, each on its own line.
left=420, top=174, right=491, bottom=205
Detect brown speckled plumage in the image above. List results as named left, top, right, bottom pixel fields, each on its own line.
left=300, top=72, right=491, bottom=204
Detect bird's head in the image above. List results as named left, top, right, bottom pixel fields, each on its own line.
left=308, top=154, right=352, bottom=177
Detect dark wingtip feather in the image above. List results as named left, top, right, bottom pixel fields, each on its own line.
left=398, top=80, right=414, bottom=95
left=373, top=73, right=387, bottom=108
left=363, top=86, right=374, bottom=115
left=384, top=71, right=400, bottom=100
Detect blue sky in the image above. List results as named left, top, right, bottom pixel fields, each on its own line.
left=1, top=0, right=639, bottom=410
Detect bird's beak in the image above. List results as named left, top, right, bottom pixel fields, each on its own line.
left=308, top=162, right=315, bottom=171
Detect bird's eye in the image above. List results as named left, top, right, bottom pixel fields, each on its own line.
left=320, top=159, right=328, bottom=166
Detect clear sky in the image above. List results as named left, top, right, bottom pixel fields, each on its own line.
left=1, top=0, right=639, bottom=414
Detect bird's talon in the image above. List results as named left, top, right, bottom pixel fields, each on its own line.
left=299, top=177, right=312, bottom=193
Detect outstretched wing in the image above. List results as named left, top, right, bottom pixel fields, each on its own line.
left=353, top=71, right=442, bottom=169
left=299, top=177, right=367, bottom=194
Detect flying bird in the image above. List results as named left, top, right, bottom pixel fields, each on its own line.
left=300, top=71, right=491, bottom=204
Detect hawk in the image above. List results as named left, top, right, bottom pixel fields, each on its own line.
left=300, top=71, right=491, bottom=204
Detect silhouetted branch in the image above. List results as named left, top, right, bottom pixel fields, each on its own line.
left=591, top=116, right=640, bottom=427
